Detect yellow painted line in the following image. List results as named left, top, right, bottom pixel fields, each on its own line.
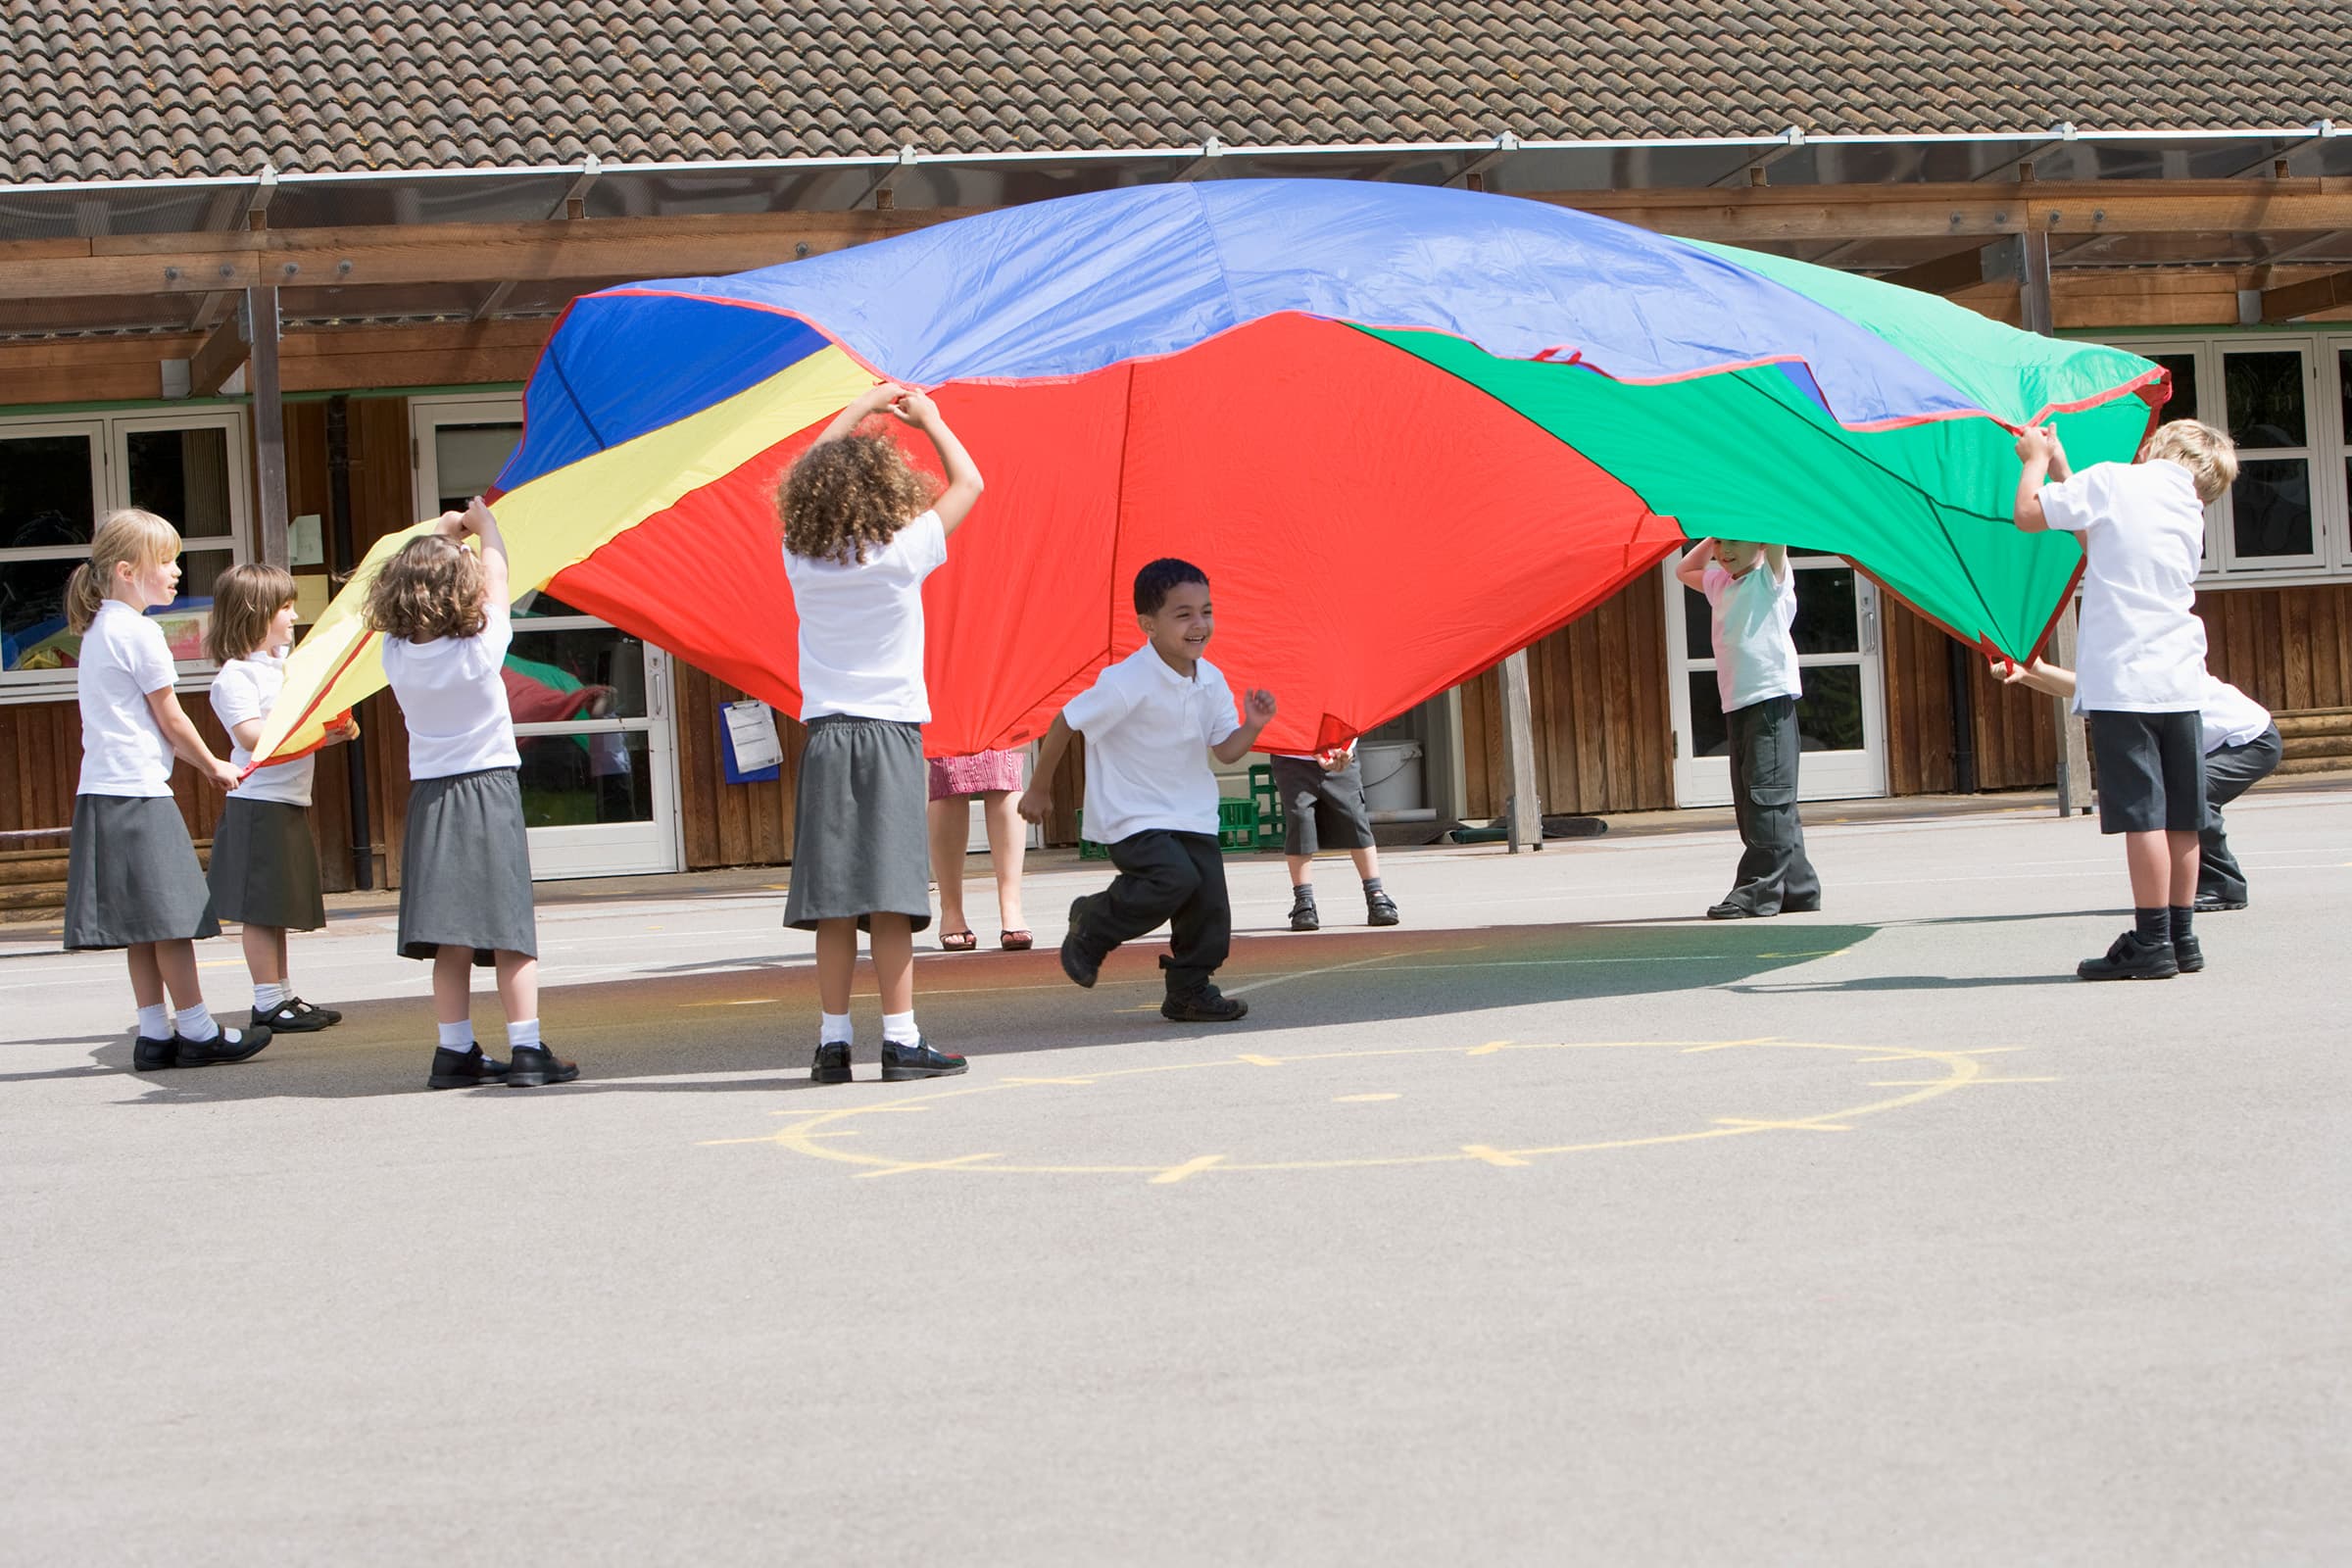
left=1681, top=1036, right=1780, bottom=1054
left=1461, top=1145, right=1529, bottom=1167
left=1149, top=1154, right=1227, bottom=1185
left=1000, top=1075, right=1098, bottom=1086
left=855, top=1152, right=1004, bottom=1179
left=1465, top=1040, right=1512, bottom=1055
left=1711, top=1117, right=1851, bottom=1132
left=1334, top=1093, right=1399, bottom=1102
left=683, top=998, right=778, bottom=1007
left=771, top=1102, right=932, bottom=1117
left=1235, top=1054, right=1284, bottom=1067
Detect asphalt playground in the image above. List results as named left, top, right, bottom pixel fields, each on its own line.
left=2, top=786, right=2347, bottom=1564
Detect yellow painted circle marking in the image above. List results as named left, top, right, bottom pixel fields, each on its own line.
left=1334, top=1093, right=1401, bottom=1103
left=712, top=1038, right=2045, bottom=1182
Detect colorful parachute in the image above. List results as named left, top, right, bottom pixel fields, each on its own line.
left=254, top=179, right=2162, bottom=765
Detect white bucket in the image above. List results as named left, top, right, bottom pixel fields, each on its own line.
left=1358, top=739, right=1425, bottom=814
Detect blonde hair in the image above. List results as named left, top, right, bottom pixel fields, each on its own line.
left=362, top=534, right=487, bottom=643
left=778, top=432, right=940, bottom=565
left=65, top=509, right=181, bottom=634
left=203, top=562, right=299, bottom=663
left=2139, top=419, right=2239, bottom=505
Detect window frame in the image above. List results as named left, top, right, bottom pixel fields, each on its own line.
left=0, top=407, right=252, bottom=700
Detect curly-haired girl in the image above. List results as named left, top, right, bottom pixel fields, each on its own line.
left=365, top=500, right=575, bottom=1090
left=777, top=381, right=984, bottom=1085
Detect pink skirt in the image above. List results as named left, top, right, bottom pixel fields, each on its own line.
left=927, top=747, right=1025, bottom=802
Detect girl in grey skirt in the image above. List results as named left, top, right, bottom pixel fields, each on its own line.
left=205, top=563, right=359, bottom=1036
left=64, top=508, right=272, bottom=1071
left=777, top=382, right=987, bottom=1085
left=366, top=498, right=576, bottom=1091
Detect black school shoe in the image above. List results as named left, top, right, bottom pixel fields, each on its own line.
left=172, top=1024, right=273, bottom=1067
left=1706, top=900, right=1767, bottom=920
left=1365, top=890, right=1399, bottom=927
left=1289, top=893, right=1320, bottom=933
left=880, top=1038, right=967, bottom=1081
left=503, top=1045, right=580, bottom=1088
left=255, top=996, right=341, bottom=1032
left=810, top=1041, right=853, bottom=1085
left=2076, top=930, right=2179, bottom=981
left=1160, top=988, right=1250, bottom=1023
left=132, top=1035, right=178, bottom=1072
left=1060, top=897, right=1102, bottom=989
left=426, top=1045, right=512, bottom=1090
left=2173, top=933, right=2205, bottom=974
left=2192, top=893, right=2246, bottom=913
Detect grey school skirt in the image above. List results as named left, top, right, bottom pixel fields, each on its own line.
left=208, top=797, right=326, bottom=931
left=396, top=766, right=537, bottom=963
left=63, top=794, right=220, bottom=951
left=783, top=715, right=932, bottom=933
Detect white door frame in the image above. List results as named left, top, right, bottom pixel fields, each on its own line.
left=409, top=395, right=684, bottom=878
left=1662, top=555, right=1889, bottom=808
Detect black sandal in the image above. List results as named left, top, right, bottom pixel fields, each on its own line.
left=940, top=930, right=978, bottom=952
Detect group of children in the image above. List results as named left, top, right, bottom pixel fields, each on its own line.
left=59, top=385, right=2269, bottom=1090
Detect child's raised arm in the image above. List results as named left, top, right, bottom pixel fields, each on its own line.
left=461, top=497, right=512, bottom=608
left=888, top=389, right=986, bottom=534
left=1995, top=655, right=2076, bottom=699
left=1018, top=713, right=1074, bottom=824
left=1764, top=542, right=1788, bottom=578
left=1674, top=538, right=1717, bottom=591
left=2013, top=426, right=2060, bottom=531
left=811, top=383, right=906, bottom=449
left=1212, top=689, right=1278, bottom=765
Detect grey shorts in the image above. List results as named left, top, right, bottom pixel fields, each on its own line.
left=1270, top=755, right=1376, bottom=858
left=2087, top=710, right=2207, bottom=835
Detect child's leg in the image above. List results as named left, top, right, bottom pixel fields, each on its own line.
left=2164, top=830, right=2201, bottom=908
left=1088, top=832, right=1203, bottom=957
left=925, top=798, right=971, bottom=935
left=494, top=951, right=539, bottom=1031
left=1348, top=845, right=1382, bottom=881
left=868, top=913, right=916, bottom=1042
left=242, top=922, right=285, bottom=987
left=491, top=948, right=576, bottom=1085
left=1285, top=854, right=1315, bottom=889
left=125, top=940, right=167, bottom=1011
left=814, top=918, right=858, bottom=1016
left=431, top=945, right=473, bottom=1025
left=1163, top=837, right=1234, bottom=1000
left=153, top=938, right=204, bottom=1011
left=2121, top=831, right=2173, bottom=908
left=980, top=790, right=1028, bottom=931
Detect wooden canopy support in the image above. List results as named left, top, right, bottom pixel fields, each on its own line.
left=1971, top=123, right=2076, bottom=183
left=2261, top=266, right=2352, bottom=321
left=1709, top=127, right=1802, bottom=188
left=2219, top=121, right=2337, bottom=179
left=190, top=164, right=278, bottom=331
left=1171, top=137, right=1225, bottom=182
left=475, top=156, right=604, bottom=321
left=246, top=286, right=289, bottom=567
left=853, top=146, right=919, bottom=210
left=1445, top=132, right=1521, bottom=189
left=186, top=306, right=249, bottom=396
left=1877, top=239, right=2002, bottom=295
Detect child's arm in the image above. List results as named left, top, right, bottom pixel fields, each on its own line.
left=461, top=498, right=512, bottom=608
left=1674, top=538, right=1716, bottom=591
left=886, top=389, right=985, bottom=534
left=1764, top=542, right=1788, bottom=579
left=1017, top=713, right=1074, bottom=824
left=1995, top=656, right=2076, bottom=699
left=2013, top=426, right=2060, bottom=531
left=146, top=689, right=242, bottom=790
left=1211, top=689, right=1278, bottom=765
left=810, top=383, right=906, bottom=449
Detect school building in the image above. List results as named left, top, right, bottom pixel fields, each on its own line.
left=3, top=7, right=2349, bottom=904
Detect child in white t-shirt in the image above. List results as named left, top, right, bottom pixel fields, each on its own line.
left=1674, top=537, right=1820, bottom=919
left=204, top=563, right=358, bottom=1035
left=1271, top=740, right=1397, bottom=931
left=1021, top=559, right=1278, bottom=1022
left=2014, top=417, right=2237, bottom=979
left=777, top=382, right=985, bottom=1085
left=367, top=499, right=571, bottom=1089
left=61, top=509, right=270, bottom=1071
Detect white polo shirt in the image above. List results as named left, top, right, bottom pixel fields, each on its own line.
left=2199, top=675, right=2272, bottom=756
left=75, top=600, right=178, bottom=798
left=1703, top=558, right=1804, bottom=713
left=211, top=649, right=318, bottom=807
left=381, top=601, right=522, bottom=780
left=784, top=510, right=948, bottom=723
left=1063, top=645, right=1242, bottom=843
left=2038, top=460, right=2208, bottom=711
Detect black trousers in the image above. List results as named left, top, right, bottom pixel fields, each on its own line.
left=2198, top=724, right=2282, bottom=904
left=1074, top=829, right=1232, bottom=999
left=1722, top=694, right=1821, bottom=915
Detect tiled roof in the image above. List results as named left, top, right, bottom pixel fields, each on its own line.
left=4, top=1, right=2347, bottom=184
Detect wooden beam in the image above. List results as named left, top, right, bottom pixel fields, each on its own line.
left=1497, top=649, right=1543, bottom=852
left=187, top=308, right=249, bottom=396
left=246, top=286, right=289, bottom=567
left=2261, top=266, right=2352, bottom=320
left=1877, top=241, right=2000, bottom=295
left=1707, top=127, right=1803, bottom=189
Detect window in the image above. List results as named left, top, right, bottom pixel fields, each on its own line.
left=0, top=410, right=249, bottom=694
left=2101, top=332, right=2349, bottom=584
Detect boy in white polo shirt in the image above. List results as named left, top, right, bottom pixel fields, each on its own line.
left=1674, top=537, right=1821, bottom=919
left=2013, top=416, right=2238, bottom=979
left=1021, top=558, right=1277, bottom=1022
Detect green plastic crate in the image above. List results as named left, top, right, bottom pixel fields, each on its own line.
left=1077, top=800, right=1260, bottom=857
left=1248, top=763, right=1285, bottom=849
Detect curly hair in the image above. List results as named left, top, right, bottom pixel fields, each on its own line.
left=203, top=562, right=299, bottom=663
left=778, top=432, right=940, bottom=564
left=362, top=534, right=488, bottom=643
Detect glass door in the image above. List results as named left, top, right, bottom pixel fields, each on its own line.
left=1664, top=551, right=1888, bottom=807
left=410, top=397, right=682, bottom=879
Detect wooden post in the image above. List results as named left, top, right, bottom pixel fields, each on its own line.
left=2013, top=230, right=2091, bottom=815
left=1498, top=649, right=1543, bottom=852
left=244, top=285, right=289, bottom=567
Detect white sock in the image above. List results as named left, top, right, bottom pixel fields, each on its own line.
left=254, top=981, right=288, bottom=1012
left=437, top=1020, right=475, bottom=1051
left=175, top=1002, right=219, bottom=1042
left=882, top=1009, right=918, bottom=1046
left=508, top=1018, right=542, bottom=1051
left=136, top=1004, right=171, bottom=1040
left=820, top=1011, right=853, bottom=1046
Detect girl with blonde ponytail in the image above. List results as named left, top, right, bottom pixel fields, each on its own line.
left=64, top=510, right=273, bottom=1070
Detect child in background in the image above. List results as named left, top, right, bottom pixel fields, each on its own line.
left=367, top=500, right=570, bottom=1088
left=779, top=381, right=985, bottom=1084
left=1997, top=655, right=2280, bottom=918
left=2013, top=417, right=2237, bottom=979
left=205, top=564, right=355, bottom=1034
left=1022, top=559, right=1277, bottom=1022
left=1674, top=537, right=1821, bottom=919
left=62, top=509, right=271, bottom=1070
left=1270, top=740, right=1398, bottom=931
